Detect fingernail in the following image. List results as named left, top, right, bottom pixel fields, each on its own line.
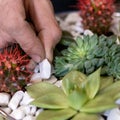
left=31, top=55, right=41, bottom=63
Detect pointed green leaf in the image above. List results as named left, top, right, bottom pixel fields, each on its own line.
left=99, top=76, right=113, bottom=91
left=68, top=90, right=88, bottom=110
left=62, top=70, right=86, bottom=95
left=36, top=108, right=77, bottom=120
left=85, top=68, right=101, bottom=99
left=99, top=81, right=120, bottom=100
left=26, top=82, right=64, bottom=98
left=71, top=113, right=100, bottom=120
left=31, top=93, right=69, bottom=109
left=81, top=94, right=117, bottom=113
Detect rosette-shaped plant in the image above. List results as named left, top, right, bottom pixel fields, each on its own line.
left=77, top=0, right=115, bottom=35
left=27, top=68, right=120, bottom=120
left=0, top=44, right=31, bottom=94
left=54, top=34, right=118, bottom=77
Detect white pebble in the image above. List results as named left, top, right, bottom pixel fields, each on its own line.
left=65, top=12, right=82, bottom=23
left=107, top=108, right=120, bottom=120
left=44, top=75, right=57, bottom=84
left=35, top=109, right=43, bottom=117
left=20, top=92, right=34, bottom=105
left=0, top=107, right=12, bottom=114
left=8, top=91, right=24, bottom=110
left=29, top=105, right=37, bottom=115
left=54, top=80, right=62, bottom=87
left=10, top=108, right=25, bottom=120
left=39, top=59, right=51, bottom=79
left=84, top=29, right=94, bottom=36
left=0, top=93, right=10, bottom=106
left=17, top=106, right=31, bottom=116
left=30, top=73, right=42, bottom=83
left=34, top=65, right=40, bottom=73
left=23, top=115, right=36, bottom=120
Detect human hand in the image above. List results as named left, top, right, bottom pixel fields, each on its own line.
left=0, top=0, right=61, bottom=63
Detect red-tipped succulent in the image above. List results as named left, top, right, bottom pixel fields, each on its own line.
left=77, top=0, right=115, bottom=35
left=0, top=44, right=32, bottom=94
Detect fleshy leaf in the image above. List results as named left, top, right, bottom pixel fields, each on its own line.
left=68, top=90, right=88, bottom=110
left=99, top=81, right=120, bottom=100
left=85, top=68, right=101, bottom=99
left=81, top=94, right=117, bottom=113
left=31, top=93, right=69, bottom=109
left=99, top=76, right=113, bottom=90
left=26, top=82, right=64, bottom=98
left=71, top=113, right=100, bottom=120
left=36, top=108, right=77, bottom=120
left=62, top=70, right=86, bottom=95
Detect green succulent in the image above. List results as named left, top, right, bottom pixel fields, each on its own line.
left=26, top=68, right=120, bottom=120
left=54, top=34, right=120, bottom=79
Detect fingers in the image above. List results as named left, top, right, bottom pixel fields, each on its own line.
left=8, top=20, right=45, bottom=63
left=28, top=0, right=62, bottom=62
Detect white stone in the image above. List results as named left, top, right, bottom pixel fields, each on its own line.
left=8, top=91, right=24, bottom=110
left=35, top=109, right=43, bottom=117
left=84, top=29, right=94, bottom=36
left=39, top=59, right=51, bottom=79
left=30, top=73, right=42, bottom=83
left=10, top=108, right=25, bottom=120
left=34, top=65, right=40, bottom=73
left=0, top=107, right=12, bottom=114
left=20, top=92, right=34, bottom=105
left=44, top=75, right=57, bottom=84
left=17, top=106, right=31, bottom=116
left=54, top=80, right=62, bottom=87
left=107, top=108, right=120, bottom=120
left=23, top=115, right=36, bottom=120
left=29, top=105, right=37, bottom=115
left=65, top=12, right=82, bottom=23
left=0, top=93, right=10, bottom=106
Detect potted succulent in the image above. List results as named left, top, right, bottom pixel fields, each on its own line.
left=27, top=68, right=120, bottom=120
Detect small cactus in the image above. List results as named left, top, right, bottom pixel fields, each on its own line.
left=0, top=44, right=32, bottom=94
left=77, top=0, right=115, bottom=35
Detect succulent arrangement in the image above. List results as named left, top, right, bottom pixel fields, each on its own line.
left=77, top=0, right=115, bottom=35
left=0, top=44, right=31, bottom=94
left=27, top=68, right=120, bottom=120
left=54, top=34, right=120, bottom=79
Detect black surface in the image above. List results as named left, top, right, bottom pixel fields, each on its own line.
left=51, top=0, right=77, bottom=13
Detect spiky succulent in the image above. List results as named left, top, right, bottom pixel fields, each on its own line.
left=0, top=44, right=32, bottom=94
left=27, top=68, right=120, bottom=120
left=77, top=0, right=115, bottom=35
left=54, top=34, right=120, bottom=79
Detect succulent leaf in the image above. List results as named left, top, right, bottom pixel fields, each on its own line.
left=68, top=90, right=88, bottom=110
left=99, top=76, right=114, bottom=90
left=36, top=108, right=77, bottom=120
left=85, top=68, right=101, bottom=99
left=81, top=94, right=117, bottom=113
left=62, top=70, right=86, bottom=95
left=71, top=113, right=100, bottom=120
left=31, top=93, right=69, bottom=109
left=26, top=82, right=64, bottom=98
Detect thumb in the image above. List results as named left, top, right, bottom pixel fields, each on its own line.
left=9, top=21, right=45, bottom=63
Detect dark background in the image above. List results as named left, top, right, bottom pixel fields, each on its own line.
left=51, top=0, right=120, bottom=13
left=51, top=0, right=77, bottom=13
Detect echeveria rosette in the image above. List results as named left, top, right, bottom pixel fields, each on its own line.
left=54, top=34, right=119, bottom=78
left=26, top=68, right=120, bottom=120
